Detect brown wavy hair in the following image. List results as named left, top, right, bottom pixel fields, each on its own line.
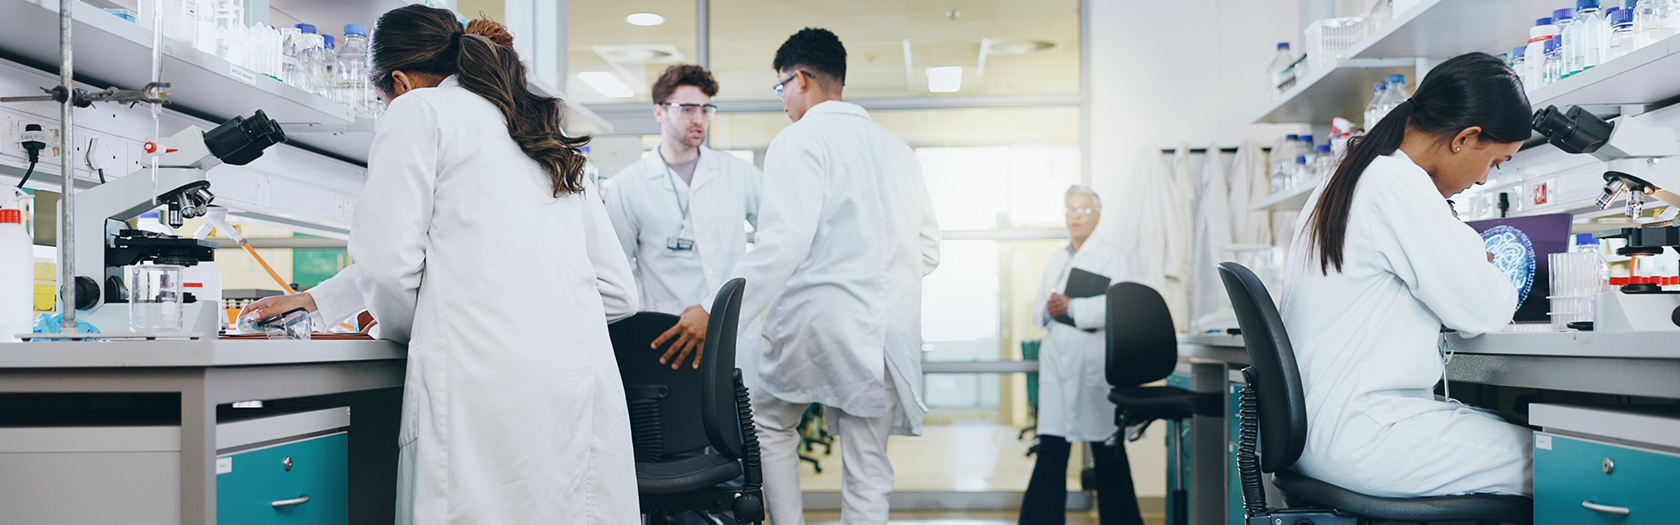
left=370, top=6, right=590, bottom=196
left=651, top=64, right=719, bottom=105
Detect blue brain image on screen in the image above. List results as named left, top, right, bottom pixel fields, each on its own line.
left=1481, top=225, right=1535, bottom=310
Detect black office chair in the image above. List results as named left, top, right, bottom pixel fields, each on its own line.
left=1216, top=263, right=1532, bottom=525
left=1103, top=282, right=1223, bottom=525
left=608, top=278, right=765, bottom=524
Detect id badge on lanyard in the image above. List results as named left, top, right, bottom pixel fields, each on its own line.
left=662, top=151, right=698, bottom=257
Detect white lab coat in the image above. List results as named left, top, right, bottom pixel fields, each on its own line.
left=1280, top=150, right=1531, bottom=497
left=1228, top=141, right=1272, bottom=246
left=1097, top=145, right=1187, bottom=329
left=604, top=147, right=762, bottom=315
left=304, top=264, right=363, bottom=330
left=350, top=77, right=641, bottom=524
left=604, top=147, right=767, bottom=383
left=716, top=100, right=941, bottom=436
left=1162, top=146, right=1195, bottom=330
left=1189, top=144, right=1234, bottom=332
left=1033, top=238, right=1130, bottom=442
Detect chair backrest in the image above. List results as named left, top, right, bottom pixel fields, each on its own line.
left=1216, top=262, right=1308, bottom=473
left=608, top=312, right=709, bottom=460
left=1105, top=282, right=1179, bottom=387
left=701, top=278, right=747, bottom=459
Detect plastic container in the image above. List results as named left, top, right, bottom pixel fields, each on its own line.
left=1609, top=7, right=1637, bottom=60
left=1271, top=134, right=1300, bottom=192
left=1363, top=81, right=1386, bottom=131
left=1266, top=42, right=1296, bottom=98
left=1304, top=17, right=1369, bottom=73
left=336, top=24, right=377, bottom=118
left=1, top=191, right=30, bottom=342
left=1525, top=17, right=1560, bottom=89
left=212, top=0, right=245, bottom=66
left=1635, top=0, right=1679, bottom=48
left=281, top=27, right=306, bottom=90
left=1367, top=74, right=1409, bottom=127
left=1567, top=0, right=1608, bottom=75
left=127, top=264, right=186, bottom=333
left=301, top=33, right=328, bottom=97
left=1544, top=38, right=1565, bottom=85
left=1313, top=144, right=1335, bottom=184
left=1291, top=156, right=1309, bottom=191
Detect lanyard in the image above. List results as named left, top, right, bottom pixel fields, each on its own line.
left=658, top=149, right=697, bottom=235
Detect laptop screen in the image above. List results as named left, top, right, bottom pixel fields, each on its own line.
left=1465, top=213, right=1573, bottom=323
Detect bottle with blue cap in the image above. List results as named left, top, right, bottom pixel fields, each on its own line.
left=336, top=23, right=378, bottom=118
left=1566, top=0, right=1609, bottom=75
left=1524, top=17, right=1559, bottom=89
left=1608, top=6, right=1637, bottom=60
left=1266, top=42, right=1297, bottom=98
left=1554, top=8, right=1578, bottom=76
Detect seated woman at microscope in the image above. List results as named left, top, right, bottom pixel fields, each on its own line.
left=1278, top=52, right=1533, bottom=497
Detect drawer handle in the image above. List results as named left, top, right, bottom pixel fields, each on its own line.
left=271, top=494, right=312, bottom=509
left=1582, top=500, right=1631, bottom=516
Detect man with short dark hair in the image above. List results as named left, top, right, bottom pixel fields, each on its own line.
left=653, top=28, right=942, bottom=524
left=607, top=64, right=763, bottom=359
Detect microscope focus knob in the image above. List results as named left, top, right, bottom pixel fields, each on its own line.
left=73, top=276, right=100, bottom=310
left=1671, top=306, right=1680, bottom=328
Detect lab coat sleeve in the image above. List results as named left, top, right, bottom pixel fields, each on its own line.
left=712, top=131, right=824, bottom=318
left=743, top=162, right=764, bottom=231
left=917, top=175, right=942, bottom=276
left=1068, top=246, right=1130, bottom=331
left=307, top=264, right=365, bottom=327
left=1374, top=181, right=1517, bottom=336
left=585, top=182, right=639, bottom=322
left=1033, top=256, right=1057, bottom=331
left=603, top=173, right=640, bottom=273
left=348, top=96, right=440, bottom=345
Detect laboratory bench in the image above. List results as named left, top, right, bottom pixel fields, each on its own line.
left=0, top=339, right=407, bottom=525
left=1172, top=330, right=1680, bottom=525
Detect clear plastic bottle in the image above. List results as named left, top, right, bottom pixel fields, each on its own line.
left=1554, top=8, right=1578, bottom=70
left=1271, top=135, right=1299, bottom=192
left=1567, top=0, right=1607, bottom=75
left=318, top=35, right=335, bottom=97
left=1525, top=17, right=1559, bottom=89
left=1544, top=38, right=1565, bottom=85
left=1290, top=156, right=1310, bottom=191
left=1370, top=74, right=1409, bottom=125
left=1635, top=0, right=1678, bottom=48
left=1608, top=7, right=1638, bottom=60
left=1313, top=144, right=1335, bottom=184
left=212, top=0, right=245, bottom=66
left=280, top=27, right=305, bottom=89
left=1266, top=42, right=1295, bottom=98
left=1363, top=81, right=1386, bottom=131
left=336, top=24, right=377, bottom=118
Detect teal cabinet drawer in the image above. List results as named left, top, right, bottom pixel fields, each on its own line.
left=1535, top=433, right=1680, bottom=525
left=217, top=432, right=349, bottom=525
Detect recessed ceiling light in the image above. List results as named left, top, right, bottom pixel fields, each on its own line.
left=579, top=72, right=635, bottom=98
left=927, top=66, right=962, bottom=93
left=626, top=13, right=664, bottom=26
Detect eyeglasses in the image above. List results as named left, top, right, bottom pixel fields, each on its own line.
left=658, top=102, right=718, bottom=118
left=1066, top=207, right=1098, bottom=216
left=773, top=70, right=810, bottom=99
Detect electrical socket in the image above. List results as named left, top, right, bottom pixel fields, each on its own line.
left=335, top=194, right=355, bottom=223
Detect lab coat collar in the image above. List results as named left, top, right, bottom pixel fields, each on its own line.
left=803, top=100, right=871, bottom=121
left=644, top=144, right=720, bottom=191
left=438, top=75, right=460, bottom=88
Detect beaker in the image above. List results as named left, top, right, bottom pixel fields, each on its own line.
left=127, top=264, right=186, bottom=332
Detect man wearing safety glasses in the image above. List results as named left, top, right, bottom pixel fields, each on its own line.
left=605, top=64, right=764, bottom=378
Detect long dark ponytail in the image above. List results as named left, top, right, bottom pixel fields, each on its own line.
left=370, top=6, right=590, bottom=196
left=1305, top=52, right=1531, bottom=273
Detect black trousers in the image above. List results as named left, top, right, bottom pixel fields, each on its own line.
left=1018, top=434, right=1145, bottom=525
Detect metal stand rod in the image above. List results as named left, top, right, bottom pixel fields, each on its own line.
left=58, top=0, right=76, bottom=332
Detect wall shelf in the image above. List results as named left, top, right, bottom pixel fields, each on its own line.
left=1350, top=0, right=1559, bottom=60
left=1249, top=183, right=1317, bottom=212
left=1250, top=58, right=1415, bottom=124
left=1528, top=33, right=1680, bottom=109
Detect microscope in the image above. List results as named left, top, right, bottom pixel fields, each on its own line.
left=71, top=110, right=287, bottom=335
left=1531, top=105, right=1680, bottom=331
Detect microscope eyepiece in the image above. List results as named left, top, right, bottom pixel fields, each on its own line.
left=204, top=109, right=288, bottom=166
left=1531, top=105, right=1613, bottom=154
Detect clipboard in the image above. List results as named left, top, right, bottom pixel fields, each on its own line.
left=1054, top=267, right=1110, bottom=332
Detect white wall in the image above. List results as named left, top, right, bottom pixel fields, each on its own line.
left=1085, top=0, right=1307, bottom=499
left=1088, top=0, right=1307, bottom=202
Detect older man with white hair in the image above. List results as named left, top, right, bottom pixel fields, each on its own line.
left=1018, top=185, right=1144, bottom=525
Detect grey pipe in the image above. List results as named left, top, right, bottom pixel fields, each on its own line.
left=58, top=0, right=75, bottom=331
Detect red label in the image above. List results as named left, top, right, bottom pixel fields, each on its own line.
left=1533, top=182, right=1549, bottom=206
left=184, top=283, right=204, bottom=288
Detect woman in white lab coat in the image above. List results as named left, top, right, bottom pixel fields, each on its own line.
left=1019, top=186, right=1142, bottom=525
left=1281, top=52, right=1533, bottom=498
left=353, top=7, right=640, bottom=524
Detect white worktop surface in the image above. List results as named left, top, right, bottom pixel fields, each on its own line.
left=0, top=339, right=407, bottom=368
left=1179, top=330, right=1680, bottom=360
